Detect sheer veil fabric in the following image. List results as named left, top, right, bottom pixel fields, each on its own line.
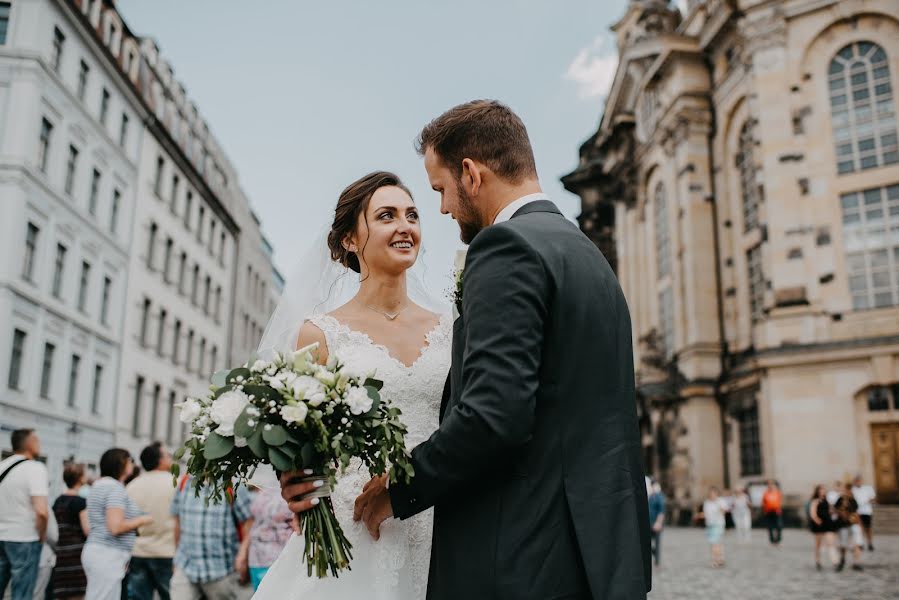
left=256, top=227, right=448, bottom=359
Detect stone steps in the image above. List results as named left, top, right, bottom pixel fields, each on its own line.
left=873, top=505, right=899, bottom=534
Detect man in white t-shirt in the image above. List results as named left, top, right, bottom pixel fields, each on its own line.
left=0, top=429, right=49, bottom=600
left=852, top=475, right=877, bottom=551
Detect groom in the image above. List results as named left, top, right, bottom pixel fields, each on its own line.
left=288, top=100, right=651, bottom=599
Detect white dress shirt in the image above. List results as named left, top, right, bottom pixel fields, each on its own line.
left=493, top=193, right=551, bottom=225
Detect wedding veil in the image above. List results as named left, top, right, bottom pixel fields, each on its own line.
left=256, top=226, right=448, bottom=360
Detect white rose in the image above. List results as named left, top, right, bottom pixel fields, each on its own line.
left=209, top=390, right=250, bottom=437
left=280, top=403, right=308, bottom=424
left=235, top=436, right=248, bottom=448
left=250, top=359, right=269, bottom=373
left=179, top=398, right=202, bottom=424
left=308, top=392, right=327, bottom=407
left=340, top=363, right=367, bottom=383
left=314, top=367, right=337, bottom=387
left=344, top=386, right=373, bottom=415
left=291, top=375, right=325, bottom=404
left=264, top=375, right=285, bottom=390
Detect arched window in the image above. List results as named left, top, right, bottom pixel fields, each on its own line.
left=829, top=41, right=897, bottom=174
left=653, top=182, right=670, bottom=279
left=736, top=121, right=760, bottom=232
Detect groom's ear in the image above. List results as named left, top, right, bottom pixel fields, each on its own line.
left=461, top=158, right=482, bottom=197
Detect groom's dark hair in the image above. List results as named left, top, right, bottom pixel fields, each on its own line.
left=416, top=100, right=537, bottom=183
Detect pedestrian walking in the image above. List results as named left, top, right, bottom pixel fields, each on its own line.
left=697, top=487, right=729, bottom=568
left=0, top=429, right=50, bottom=600
left=851, top=475, right=876, bottom=552
left=762, top=480, right=783, bottom=546
left=245, top=468, right=293, bottom=591
left=732, top=488, right=752, bottom=543
left=647, top=480, right=666, bottom=568
left=52, top=464, right=89, bottom=599
left=808, top=484, right=838, bottom=571
left=834, top=483, right=863, bottom=572
left=125, top=442, right=176, bottom=600
left=82, top=449, right=153, bottom=600
left=32, top=510, right=57, bottom=600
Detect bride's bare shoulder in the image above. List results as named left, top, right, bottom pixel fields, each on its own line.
left=410, top=303, right=443, bottom=328
left=296, top=320, right=328, bottom=364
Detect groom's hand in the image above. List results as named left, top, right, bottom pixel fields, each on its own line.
left=353, top=474, right=393, bottom=541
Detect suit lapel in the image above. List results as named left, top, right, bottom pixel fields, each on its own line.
left=440, top=203, right=559, bottom=419
left=441, top=316, right=466, bottom=420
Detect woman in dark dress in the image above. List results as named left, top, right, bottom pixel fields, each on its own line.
left=808, top=484, right=837, bottom=571
left=53, top=464, right=90, bottom=599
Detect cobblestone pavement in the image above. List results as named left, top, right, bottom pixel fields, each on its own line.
left=649, top=528, right=899, bottom=600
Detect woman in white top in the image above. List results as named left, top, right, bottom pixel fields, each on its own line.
left=731, top=488, right=752, bottom=543
left=851, top=476, right=876, bottom=551
left=697, top=487, right=730, bottom=568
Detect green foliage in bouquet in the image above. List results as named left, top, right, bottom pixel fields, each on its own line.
left=172, top=343, right=414, bottom=577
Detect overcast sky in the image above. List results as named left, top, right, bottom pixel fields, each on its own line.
left=117, top=0, right=631, bottom=291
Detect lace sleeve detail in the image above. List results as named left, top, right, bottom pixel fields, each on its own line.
left=304, top=314, right=338, bottom=358
left=427, top=313, right=454, bottom=349
left=304, top=314, right=376, bottom=362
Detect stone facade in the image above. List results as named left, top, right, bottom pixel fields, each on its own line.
left=0, top=0, right=279, bottom=494
left=563, top=0, right=899, bottom=517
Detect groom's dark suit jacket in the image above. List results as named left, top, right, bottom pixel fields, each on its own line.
left=389, top=200, right=651, bottom=599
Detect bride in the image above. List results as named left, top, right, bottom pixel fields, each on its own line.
left=253, top=171, right=452, bottom=599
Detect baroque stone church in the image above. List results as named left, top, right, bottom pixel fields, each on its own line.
left=563, top=0, right=899, bottom=518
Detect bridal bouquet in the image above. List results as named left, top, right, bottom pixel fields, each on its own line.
left=173, top=343, right=415, bottom=578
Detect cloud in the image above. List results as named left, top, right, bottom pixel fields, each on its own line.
left=564, top=36, right=618, bottom=100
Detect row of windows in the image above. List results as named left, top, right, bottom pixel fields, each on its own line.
left=131, top=375, right=185, bottom=446
left=737, top=402, right=762, bottom=477
left=746, top=245, right=765, bottom=323
left=0, top=3, right=9, bottom=45
left=22, top=222, right=116, bottom=326
left=153, top=156, right=229, bottom=268
left=38, top=116, right=124, bottom=236
left=146, top=221, right=224, bottom=322
left=137, top=297, right=219, bottom=378
left=242, top=312, right=264, bottom=355
left=7, top=329, right=105, bottom=415
left=653, top=183, right=670, bottom=279
left=49, top=28, right=131, bottom=151
left=658, top=287, right=674, bottom=359
left=829, top=42, right=897, bottom=174
left=841, top=184, right=899, bottom=310
left=867, top=384, right=899, bottom=412
left=246, top=264, right=269, bottom=311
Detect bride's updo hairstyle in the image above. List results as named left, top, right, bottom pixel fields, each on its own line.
left=328, top=171, right=413, bottom=274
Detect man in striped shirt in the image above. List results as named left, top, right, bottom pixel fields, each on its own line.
left=169, top=477, right=252, bottom=600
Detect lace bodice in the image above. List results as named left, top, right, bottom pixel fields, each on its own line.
left=254, top=313, right=451, bottom=600
left=309, top=313, right=452, bottom=450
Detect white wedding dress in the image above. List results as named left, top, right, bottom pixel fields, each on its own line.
left=253, top=312, right=452, bottom=600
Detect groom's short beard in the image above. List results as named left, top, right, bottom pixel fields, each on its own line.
left=455, top=179, right=483, bottom=245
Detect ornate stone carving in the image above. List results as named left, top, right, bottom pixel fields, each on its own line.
left=631, top=0, right=681, bottom=42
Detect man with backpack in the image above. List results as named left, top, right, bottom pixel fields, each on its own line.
left=0, top=429, right=49, bottom=600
